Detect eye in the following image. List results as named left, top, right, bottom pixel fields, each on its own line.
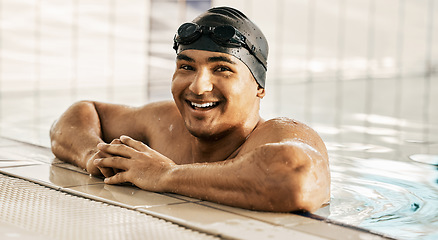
left=215, top=66, right=232, bottom=72
left=180, top=64, right=194, bottom=71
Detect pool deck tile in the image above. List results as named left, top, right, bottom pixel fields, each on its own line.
left=137, top=202, right=328, bottom=240
left=198, top=201, right=317, bottom=227
left=0, top=144, right=56, bottom=163
left=0, top=159, right=43, bottom=168
left=0, top=164, right=103, bottom=189
left=66, top=184, right=187, bottom=209
left=291, top=219, right=394, bottom=240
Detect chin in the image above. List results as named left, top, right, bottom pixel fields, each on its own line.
left=186, top=125, right=232, bottom=141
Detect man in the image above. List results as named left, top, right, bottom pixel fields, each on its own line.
left=50, top=7, right=330, bottom=212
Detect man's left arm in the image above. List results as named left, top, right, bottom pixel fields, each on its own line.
left=94, top=119, right=330, bottom=212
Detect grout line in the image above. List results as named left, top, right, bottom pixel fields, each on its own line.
left=195, top=201, right=296, bottom=228
left=60, top=187, right=136, bottom=210
left=132, top=201, right=189, bottom=210
left=0, top=163, right=43, bottom=169
left=161, top=192, right=203, bottom=203
left=0, top=171, right=61, bottom=191
left=195, top=201, right=396, bottom=240
left=296, top=212, right=398, bottom=240
left=54, top=163, right=95, bottom=175
left=0, top=135, right=49, bottom=148
left=135, top=206, right=227, bottom=239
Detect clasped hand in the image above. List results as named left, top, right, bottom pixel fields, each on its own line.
left=93, top=135, right=175, bottom=192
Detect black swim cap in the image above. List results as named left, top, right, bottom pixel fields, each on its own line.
left=173, top=7, right=269, bottom=88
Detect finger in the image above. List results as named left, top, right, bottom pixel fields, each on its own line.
left=97, top=142, right=138, bottom=158
left=104, top=172, right=127, bottom=185
left=110, top=138, right=122, bottom=144
left=120, top=135, right=149, bottom=152
left=96, top=150, right=112, bottom=158
left=99, top=167, right=115, bottom=178
left=94, top=156, right=128, bottom=170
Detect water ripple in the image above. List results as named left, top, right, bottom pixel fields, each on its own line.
left=316, top=155, right=438, bottom=240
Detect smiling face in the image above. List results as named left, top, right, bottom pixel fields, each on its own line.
left=171, top=49, right=265, bottom=140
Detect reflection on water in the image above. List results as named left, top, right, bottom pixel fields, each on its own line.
left=315, top=146, right=438, bottom=240
left=409, top=154, right=438, bottom=165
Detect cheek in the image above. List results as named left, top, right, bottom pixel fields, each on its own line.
left=227, top=78, right=258, bottom=103
left=171, top=80, right=186, bottom=116
left=227, top=83, right=259, bottom=116
left=171, top=75, right=186, bottom=99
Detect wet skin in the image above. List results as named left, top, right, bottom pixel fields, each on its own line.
left=50, top=49, right=330, bottom=212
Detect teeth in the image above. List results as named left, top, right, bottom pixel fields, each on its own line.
left=190, top=102, right=216, bottom=108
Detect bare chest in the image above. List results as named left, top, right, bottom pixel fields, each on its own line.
left=147, top=124, right=193, bottom=165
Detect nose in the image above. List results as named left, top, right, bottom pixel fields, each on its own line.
left=189, top=68, right=213, bottom=95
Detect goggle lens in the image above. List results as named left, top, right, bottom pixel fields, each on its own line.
left=175, top=23, right=243, bottom=48
left=174, top=23, right=266, bottom=70
left=212, top=25, right=239, bottom=46
left=176, top=23, right=201, bottom=44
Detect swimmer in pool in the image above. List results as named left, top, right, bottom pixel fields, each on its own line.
left=50, top=7, right=330, bottom=212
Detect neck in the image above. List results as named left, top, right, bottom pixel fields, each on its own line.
left=190, top=117, right=263, bottom=163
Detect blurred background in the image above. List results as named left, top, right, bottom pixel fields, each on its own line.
left=0, top=0, right=436, bottom=152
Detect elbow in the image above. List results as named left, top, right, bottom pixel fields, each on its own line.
left=49, top=100, right=97, bottom=157
left=256, top=142, right=331, bottom=212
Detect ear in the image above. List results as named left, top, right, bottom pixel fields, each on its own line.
left=256, top=86, right=265, bottom=98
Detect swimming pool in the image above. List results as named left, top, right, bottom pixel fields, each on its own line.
left=272, top=78, right=438, bottom=239
left=1, top=1, right=437, bottom=239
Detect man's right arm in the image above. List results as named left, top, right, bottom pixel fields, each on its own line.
left=49, top=100, right=155, bottom=175
left=50, top=101, right=105, bottom=174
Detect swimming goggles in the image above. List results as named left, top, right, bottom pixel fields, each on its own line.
left=173, top=22, right=267, bottom=70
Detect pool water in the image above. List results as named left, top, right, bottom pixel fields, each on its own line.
left=296, top=79, right=438, bottom=239
left=322, top=152, right=438, bottom=239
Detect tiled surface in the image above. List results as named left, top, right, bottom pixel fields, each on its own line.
left=0, top=137, right=392, bottom=240
left=0, top=173, right=219, bottom=240
left=0, top=164, right=103, bottom=189
left=0, top=144, right=56, bottom=163
left=67, top=184, right=186, bottom=209
left=137, top=203, right=327, bottom=240
left=198, top=201, right=317, bottom=227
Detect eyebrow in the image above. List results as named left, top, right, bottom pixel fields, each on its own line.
left=208, top=56, right=236, bottom=65
left=176, top=54, right=195, bottom=62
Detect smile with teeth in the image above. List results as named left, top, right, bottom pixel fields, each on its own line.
left=188, top=101, right=219, bottom=109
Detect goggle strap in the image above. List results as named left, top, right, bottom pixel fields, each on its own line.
left=174, top=23, right=267, bottom=69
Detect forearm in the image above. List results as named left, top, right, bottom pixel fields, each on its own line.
left=50, top=101, right=104, bottom=169
left=167, top=159, right=271, bottom=210
left=95, top=137, right=330, bottom=212
left=164, top=142, right=330, bottom=212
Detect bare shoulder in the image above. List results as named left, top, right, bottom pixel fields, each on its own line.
left=92, top=100, right=180, bottom=143
left=240, top=117, right=328, bottom=159
left=242, top=117, right=330, bottom=212
left=136, top=100, right=180, bottom=118
left=130, top=100, right=182, bottom=140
